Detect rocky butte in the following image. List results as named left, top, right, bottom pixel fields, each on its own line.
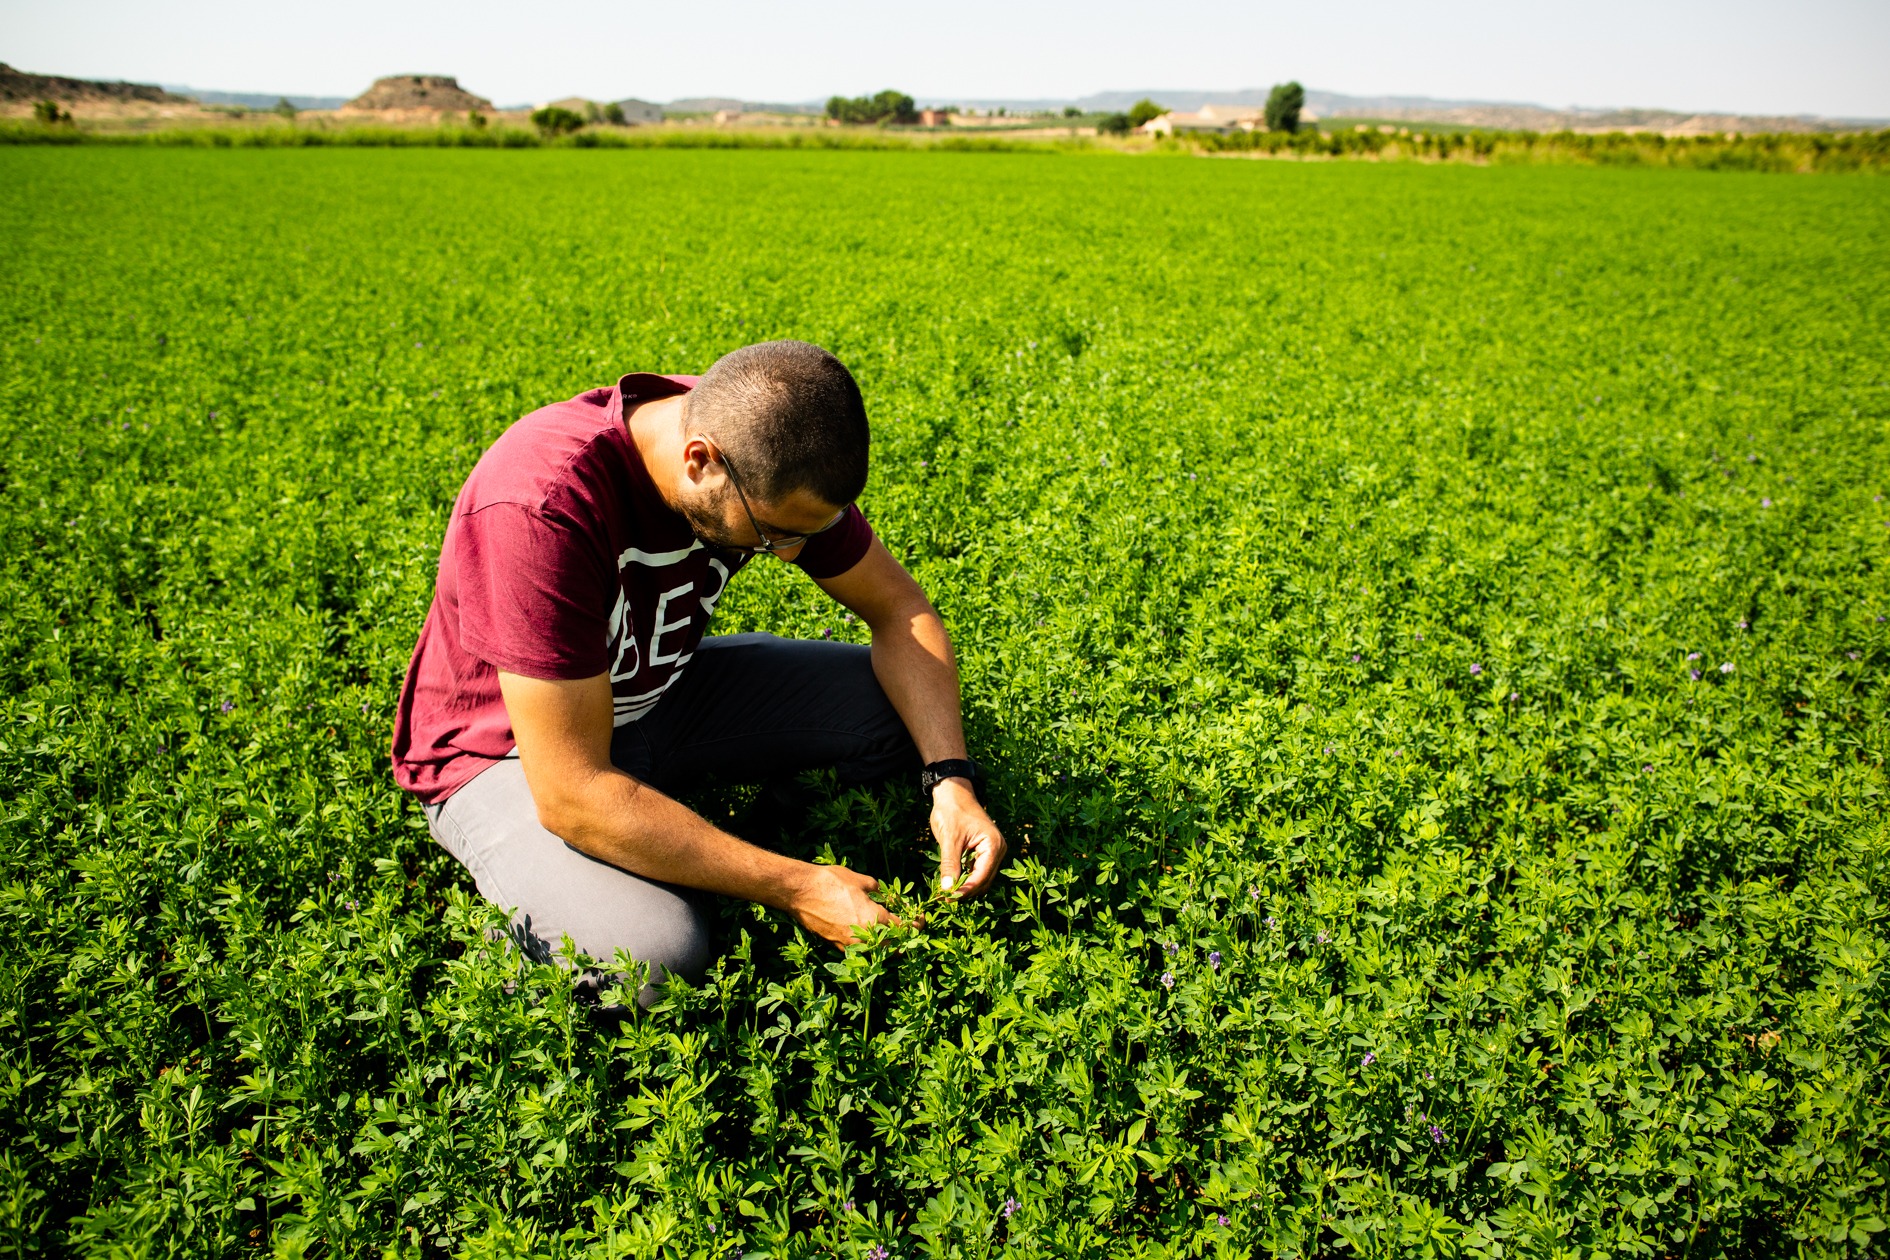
left=339, top=75, right=494, bottom=121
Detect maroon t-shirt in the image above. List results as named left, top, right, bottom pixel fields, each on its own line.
left=390, top=372, right=876, bottom=804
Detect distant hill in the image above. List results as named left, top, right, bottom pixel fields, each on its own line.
left=935, top=87, right=1884, bottom=133
left=0, top=62, right=189, bottom=105
left=164, top=87, right=348, bottom=110
left=343, top=75, right=492, bottom=114
left=666, top=97, right=821, bottom=115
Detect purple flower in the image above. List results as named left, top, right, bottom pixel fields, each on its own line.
left=1429, top=1125, right=1444, bottom=1144
left=843, top=1200, right=856, bottom=1213
left=1160, top=971, right=1174, bottom=989
left=918, top=460, right=928, bottom=467
left=1508, top=692, right=1519, bottom=702
left=867, top=1246, right=891, bottom=1260
left=1360, top=1052, right=1375, bottom=1067
left=1747, top=454, right=1758, bottom=462
left=1324, top=745, right=1334, bottom=754
left=1469, top=663, right=1483, bottom=675
left=1002, top=1197, right=1019, bottom=1219
left=360, top=702, right=370, bottom=714
left=220, top=700, right=234, bottom=713
left=1415, top=632, right=1424, bottom=640
left=345, top=899, right=358, bottom=911
left=1738, top=620, right=1749, bottom=630
left=1720, top=662, right=1734, bottom=673
left=1690, top=670, right=1701, bottom=681
left=1761, top=498, right=1772, bottom=508
left=820, top=627, right=833, bottom=639
left=1848, top=651, right=1861, bottom=660
left=1315, top=931, right=1328, bottom=944
left=1248, top=886, right=1261, bottom=900
left=1216, top=1213, right=1231, bottom=1227
left=1642, top=764, right=1653, bottom=773
left=708, top=1223, right=718, bottom=1234
left=1208, top=951, right=1222, bottom=970
left=1425, top=1071, right=1433, bottom=1080
left=1162, top=940, right=1178, bottom=955
left=1350, top=654, right=1360, bottom=663
left=1265, top=915, right=1278, bottom=929
left=1686, top=652, right=1700, bottom=661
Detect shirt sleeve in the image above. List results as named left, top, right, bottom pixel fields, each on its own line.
left=792, top=503, right=877, bottom=580
left=449, top=502, right=614, bottom=680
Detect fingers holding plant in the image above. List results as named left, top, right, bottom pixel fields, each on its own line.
left=791, top=862, right=895, bottom=949
left=931, top=778, right=1007, bottom=899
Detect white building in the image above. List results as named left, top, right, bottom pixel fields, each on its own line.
left=1139, top=103, right=1267, bottom=135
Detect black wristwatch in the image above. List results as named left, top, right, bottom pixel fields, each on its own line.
left=921, top=758, right=985, bottom=804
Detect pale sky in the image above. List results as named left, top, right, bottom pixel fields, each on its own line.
left=5, top=0, right=1887, bottom=118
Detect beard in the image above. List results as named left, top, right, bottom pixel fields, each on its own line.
left=678, top=492, right=745, bottom=554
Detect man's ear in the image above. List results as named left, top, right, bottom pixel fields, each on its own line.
left=680, top=435, right=717, bottom=486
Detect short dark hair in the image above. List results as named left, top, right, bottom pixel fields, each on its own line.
left=686, top=340, right=870, bottom=507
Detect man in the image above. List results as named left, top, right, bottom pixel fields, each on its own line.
left=390, top=340, right=1005, bottom=1006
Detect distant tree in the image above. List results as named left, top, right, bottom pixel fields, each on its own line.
left=1096, top=112, right=1132, bottom=136
left=32, top=99, right=71, bottom=125
left=584, top=100, right=604, bottom=123
left=1127, top=98, right=1165, bottom=129
left=824, top=90, right=918, bottom=126
left=1265, top=81, right=1305, bottom=134
left=274, top=97, right=298, bottom=120
left=1063, top=105, right=1082, bottom=117
left=603, top=102, right=626, bottom=125
left=467, top=110, right=488, bottom=129
left=531, top=106, right=586, bottom=137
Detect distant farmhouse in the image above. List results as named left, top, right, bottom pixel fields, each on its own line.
left=340, top=75, right=494, bottom=121
left=1139, top=103, right=1271, bottom=135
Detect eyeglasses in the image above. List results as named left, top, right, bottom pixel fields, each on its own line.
left=710, top=443, right=851, bottom=556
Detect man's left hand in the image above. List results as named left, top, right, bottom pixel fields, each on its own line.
left=930, top=778, right=1006, bottom=899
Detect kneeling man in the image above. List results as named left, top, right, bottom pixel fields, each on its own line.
left=390, top=341, right=1005, bottom=1004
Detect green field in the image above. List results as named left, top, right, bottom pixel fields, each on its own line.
left=2, top=149, right=1887, bottom=1258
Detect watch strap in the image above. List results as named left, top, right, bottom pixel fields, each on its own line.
left=921, top=758, right=983, bottom=802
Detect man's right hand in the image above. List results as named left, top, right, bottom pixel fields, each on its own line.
left=500, top=671, right=893, bottom=939
left=790, top=863, right=894, bottom=949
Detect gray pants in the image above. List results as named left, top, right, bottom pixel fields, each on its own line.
left=422, top=633, right=918, bottom=1007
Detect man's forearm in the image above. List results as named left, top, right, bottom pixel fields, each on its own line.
left=549, top=771, right=811, bottom=909
left=868, top=600, right=968, bottom=765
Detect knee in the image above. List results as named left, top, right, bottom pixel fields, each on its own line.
left=515, top=898, right=718, bottom=1011
left=626, top=896, right=717, bottom=1009
left=651, top=900, right=717, bottom=983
